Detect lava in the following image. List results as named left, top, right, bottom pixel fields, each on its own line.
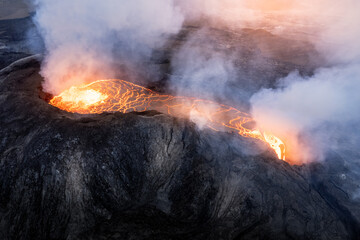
left=50, top=79, right=286, bottom=161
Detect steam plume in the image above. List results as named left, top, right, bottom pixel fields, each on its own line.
left=32, top=0, right=184, bottom=94
left=32, top=0, right=360, bottom=167
left=250, top=0, right=360, bottom=163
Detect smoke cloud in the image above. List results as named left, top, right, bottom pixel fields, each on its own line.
left=168, top=0, right=360, bottom=165
left=249, top=0, right=360, bottom=164
left=169, top=28, right=238, bottom=103
left=32, top=0, right=360, bottom=167
left=32, top=0, right=184, bottom=94
left=251, top=65, right=360, bottom=163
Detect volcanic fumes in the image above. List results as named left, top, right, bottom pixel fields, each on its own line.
left=31, top=0, right=360, bottom=166
left=50, top=79, right=286, bottom=161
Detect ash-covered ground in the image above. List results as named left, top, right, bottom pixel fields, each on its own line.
left=0, top=10, right=360, bottom=240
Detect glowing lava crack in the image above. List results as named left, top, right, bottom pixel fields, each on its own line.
left=50, top=79, right=286, bottom=160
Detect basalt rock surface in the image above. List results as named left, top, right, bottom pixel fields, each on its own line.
left=0, top=16, right=43, bottom=70
left=0, top=56, right=359, bottom=240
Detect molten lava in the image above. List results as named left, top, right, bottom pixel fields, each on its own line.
left=50, top=79, right=286, bottom=160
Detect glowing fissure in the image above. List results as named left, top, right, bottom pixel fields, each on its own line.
left=50, top=79, right=286, bottom=161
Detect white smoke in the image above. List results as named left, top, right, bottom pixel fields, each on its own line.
left=249, top=0, right=360, bottom=163
left=32, top=0, right=184, bottom=94
left=32, top=0, right=360, bottom=165
left=170, top=28, right=237, bottom=101
left=251, top=65, right=360, bottom=163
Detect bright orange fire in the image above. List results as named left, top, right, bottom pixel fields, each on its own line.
left=50, top=79, right=286, bottom=160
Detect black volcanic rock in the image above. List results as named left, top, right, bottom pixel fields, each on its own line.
left=0, top=56, right=358, bottom=240
left=0, top=16, right=44, bottom=70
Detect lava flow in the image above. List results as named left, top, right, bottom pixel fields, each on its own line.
left=50, top=79, right=286, bottom=160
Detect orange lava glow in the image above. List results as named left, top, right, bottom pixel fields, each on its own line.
left=50, top=79, right=286, bottom=161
